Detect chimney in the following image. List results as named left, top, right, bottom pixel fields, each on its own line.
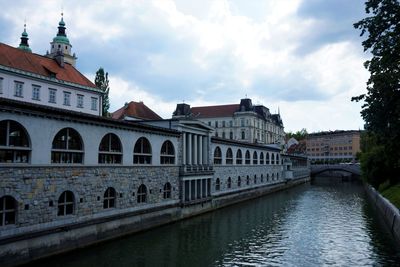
left=55, top=49, right=64, bottom=67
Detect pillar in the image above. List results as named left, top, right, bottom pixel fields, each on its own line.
left=188, top=133, right=192, bottom=165
left=183, top=132, right=186, bottom=165
left=193, top=134, right=199, bottom=165
left=199, top=136, right=203, bottom=165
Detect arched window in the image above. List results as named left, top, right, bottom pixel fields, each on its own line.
left=237, top=176, right=241, bottom=187
left=226, top=148, right=233, bottom=164
left=214, top=147, right=222, bottom=164
left=254, top=175, right=257, bottom=184
left=103, top=187, right=116, bottom=209
left=98, top=133, right=122, bottom=164
left=260, top=152, right=264, bottom=165
left=266, top=152, right=270, bottom=164
left=261, top=174, right=264, bottom=183
left=58, top=191, right=74, bottom=216
left=227, top=177, right=232, bottom=189
left=241, top=130, right=245, bottom=140
left=229, top=131, right=233, bottom=139
left=133, top=137, right=152, bottom=164
left=277, top=173, right=279, bottom=180
left=160, top=141, right=175, bottom=164
left=245, top=150, right=251, bottom=165
left=52, top=128, right=83, bottom=164
left=236, top=149, right=243, bottom=164
left=267, top=173, right=269, bottom=182
left=246, top=175, right=250, bottom=185
left=272, top=173, right=275, bottom=181
left=215, top=178, right=220, bottom=191
left=253, top=151, right=258, bottom=165
left=137, top=184, right=147, bottom=203
left=276, top=154, right=280, bottom=165
left=271, top=153, right=275, bottom=165
left=0, top=195, right=17, bottom=226
left=0, top=120, right=30, bottom=163
left=163, top=182, right=172, bottom=199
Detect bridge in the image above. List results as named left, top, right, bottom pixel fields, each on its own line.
left=310, top=164, right=361, bottom=178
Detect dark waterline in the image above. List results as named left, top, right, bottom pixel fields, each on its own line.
left=28, top=180, right=400, bottom=267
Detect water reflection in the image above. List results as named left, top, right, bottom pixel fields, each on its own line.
left=29, top=180, right=400, bottom=267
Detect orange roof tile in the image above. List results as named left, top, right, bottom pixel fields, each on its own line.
left=190, top=104, right=239, bottom=118
left=0, top=43, right=96, bottom=89
left=112, top=101, right=162, bottom=120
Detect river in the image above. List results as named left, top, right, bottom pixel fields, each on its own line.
left=28, top=179, right=400, bottom=266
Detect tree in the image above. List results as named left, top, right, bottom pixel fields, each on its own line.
left=95, top=67, right=110, bottom=117
left=286, top=128, right=308, bottom=141
left=353, top=0, right=400, bottom=187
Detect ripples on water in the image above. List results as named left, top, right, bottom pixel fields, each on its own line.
left=29, top=180, right=400, bottom=267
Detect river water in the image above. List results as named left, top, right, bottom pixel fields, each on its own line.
left=30, top=179, right=400, bottom=267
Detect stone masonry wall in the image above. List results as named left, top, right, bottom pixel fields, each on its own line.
left=0, top=166, right=179, bottom=238
left=212, top=165, right=283, bottom=194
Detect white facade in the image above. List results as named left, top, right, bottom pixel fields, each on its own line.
left=204, top=114, right=285, bottom=145
left=0, top=70, right=101, bottom=116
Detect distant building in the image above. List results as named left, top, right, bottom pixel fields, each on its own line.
left=305, top=130, right=361, bottom=163
left=173, top=98, right=285, bottom=145
left=286, top=139, right=306, bottom=156
left=112, top=101, right=162, bottom=120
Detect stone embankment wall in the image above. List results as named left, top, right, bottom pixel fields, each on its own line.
left=364, top=184, right=400, bottom=242
left=0, top=166, right=309, bottom=267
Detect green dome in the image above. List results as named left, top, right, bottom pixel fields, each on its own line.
left=53, top=35, right=70, bottom=45
left=18, top=45, right=32, bottom=52
left=59, top=17, right=65, bottom=27
left=21, top=29, right=28, bottom=38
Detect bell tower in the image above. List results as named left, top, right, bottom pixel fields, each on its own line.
left=18, top=23, right=32, bottom=53
left=46, top=13, right=77, bottom=66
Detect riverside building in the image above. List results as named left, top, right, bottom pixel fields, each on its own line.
left=305, top=130, right=361, bottom=163
left=0, top=15, right=309, bottom=267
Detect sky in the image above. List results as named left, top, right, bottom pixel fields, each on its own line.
left=0, top=0, right=370, bottom=133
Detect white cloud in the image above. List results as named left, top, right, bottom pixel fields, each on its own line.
left=0, top=0, right=369, bottom=132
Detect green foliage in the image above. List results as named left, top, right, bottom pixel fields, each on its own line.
left=380, top=183, right=400, bottom=209
left=286, top=128, right=308, bottom=141
left=353, top=0, right=400, bottom=188
left=95, top=67, right=110, bottom=117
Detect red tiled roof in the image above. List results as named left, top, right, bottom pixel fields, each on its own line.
left=112, top=101, right=162, bottom=120
left=191, top=104, right=239, bottom=118
left=0, top=43, right=96, bottom=89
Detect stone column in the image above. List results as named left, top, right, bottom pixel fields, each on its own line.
left=188, top=133, right=192, bottom=165
left=193, top=134, right=198, bottom=165
left=199, top=136, right=203, bottom=165
left=183, top=132, right=186, bottom=165
left=202, top=136, right=207, bottom=165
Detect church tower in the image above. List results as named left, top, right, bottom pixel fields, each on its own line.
left=46, top=13, right=77, bottom=66
left=18, top=23, right=32, bottom=52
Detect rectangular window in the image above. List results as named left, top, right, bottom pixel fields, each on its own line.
left=0, top=77, right=3, bottom=94
left=49, top=88, right=57, bottom=103
left=77, top=94, right=84, bottom=108
left=91, top=97, right=98, bottom=111
left=229, top=120, right=233, bottom=127
left=63, top=91, right=71, bottom=106
left=32, top=85, right=41, bottom=100
left=222, top=121, right=226, bottom=127
left=14, top=81, right=24, bottom=97
left=215, top=121, right=218, bottom=128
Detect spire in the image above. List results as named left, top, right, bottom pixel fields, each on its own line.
left=54, top=12, right=69, bottom=44
left=18, top=21, right=32, bottom=52
left=47, top=11, right=77, bottom=66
